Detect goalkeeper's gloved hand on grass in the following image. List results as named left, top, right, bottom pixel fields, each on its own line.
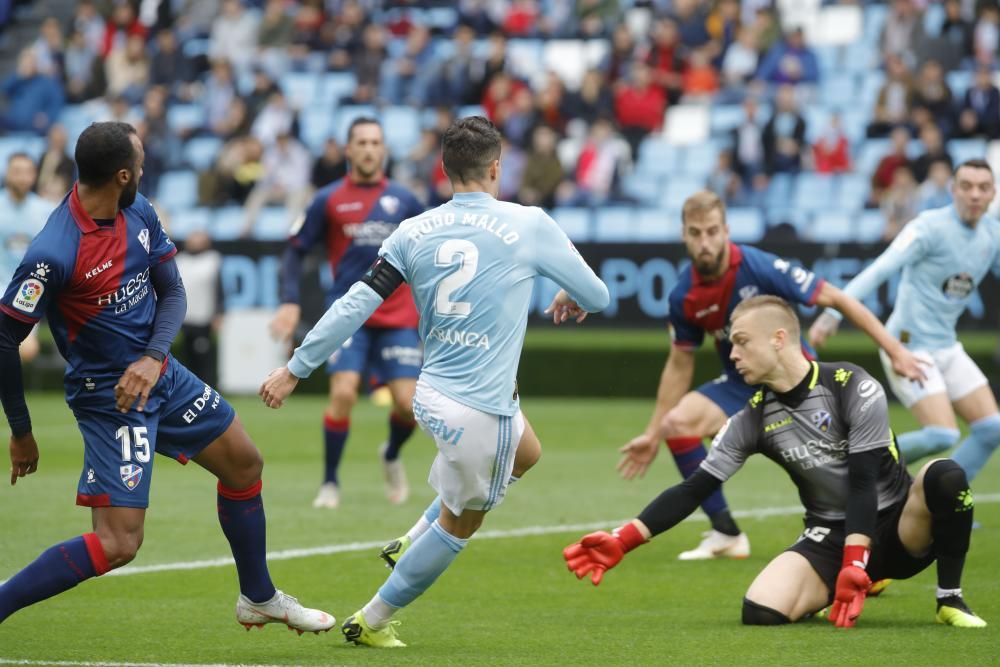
left=829, top=545, right=871, bottom=629
left=563, top=522, right=646, bottom=586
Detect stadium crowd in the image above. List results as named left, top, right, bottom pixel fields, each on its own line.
left=1, top=0, right=1000, bottom=242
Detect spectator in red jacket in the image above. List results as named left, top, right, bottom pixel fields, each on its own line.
left=812, top=112, right=851, bottom=174
left=615, top=60, right=667, bottom=156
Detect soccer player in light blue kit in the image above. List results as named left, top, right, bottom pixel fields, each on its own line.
left=811, top=159, right=1000, bottom=481
left=259, top=116, right=610, bottom=647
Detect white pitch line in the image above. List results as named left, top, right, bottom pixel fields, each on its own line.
left=102, top=492, right=1000, bottom=577
left=5, top=494, right=1000, bottom=583
left=0, top=661, right=290, bottom=667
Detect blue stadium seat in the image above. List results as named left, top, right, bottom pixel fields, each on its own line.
left=680, top=142, right=720, bottom=179
left=710, top=104, right=744, bottom=134
left=59, top=105, right=97, bottom=147
left=856, top=138, right=891, bottom=177
left=457, top=105, right=487, bottom=119
left=166, top=207, right=211, bottom=241
left=660, top=175, right=704, bottom=209
left=549, top=207, right=592, bottom=242
left=0, top=134, right=45, bottom=166
left=854, top=209, right=887, bottom=244
left=211, top=206, right=247, bottom=241
left=320, top=71, right=357, bottom=107
left=949, top=138, right=987, bottom=165
left=837, top=174, right=869, bottom=212
left=166, top=104, right=206, bottom=134
left=765, top=205, right=812, bottom=235
left=157, top=171, right=199, bottom=211
left=946, top=70, right=973, bottom=98
left=425, top=7, right=459, bottom=31
left=863, top=4, right=888, bottom=45
left=381, top=106, right=421, bottom=158
left=924, top=2, right=946, bottom=36
left=593, top=207, right=637, bottom=242
left=281, top=71, right=321, bottom=110
left=300, top=109, right=333, bottom=153
left=621, top=172, right=662, bottom=205
left=256, top=207, right=292, bottom=241
left=182, top=136, right=223, bottom=171
left=808, top=211, right=854, bottom=243
left=726, top=208, right=764, bottom=243
left=859, top=70, right=885, bottom=110
left=819, top=73, right=856, bottom=110
left=635, top=208, right=681, bottom=242
left=764, top=173, right=795, bottom=210
left=793, top=174, right=837, bottom=212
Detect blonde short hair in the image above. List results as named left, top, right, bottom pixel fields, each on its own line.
left=730, top=295, right=801, bottom=340
left=681, top=190, right=727, bottom=226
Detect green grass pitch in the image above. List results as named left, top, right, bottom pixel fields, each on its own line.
left=1, top=393, right=998, bottom=666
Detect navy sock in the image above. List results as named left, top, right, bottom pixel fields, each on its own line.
left=384, top=412, right=416, bottom=462
left=0, top=533, right=108, bottom=623
left=667, top=437, right=738, bottom=534
left=323, top=416, right=349, bottom=485
left=217, top=480, right=276, bottom=604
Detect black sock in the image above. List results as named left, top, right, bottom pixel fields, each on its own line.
left=710, top=509, right=741, bottom=537
left=923, top=460, right=974, bottom=591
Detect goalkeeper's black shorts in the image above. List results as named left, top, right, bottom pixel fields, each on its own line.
left=785, top=500, right=935, bottom=602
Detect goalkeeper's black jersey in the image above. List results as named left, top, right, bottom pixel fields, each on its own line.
left=702, top=361, right=911, bottom=522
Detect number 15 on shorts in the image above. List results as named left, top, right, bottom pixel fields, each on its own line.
left=117, top=425, right=151, bottom=463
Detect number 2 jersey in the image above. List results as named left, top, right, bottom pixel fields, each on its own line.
left=379, top=191, right=609, bottom=416
left=0, top=187, right=176, bottom=400
left=702, top=361, right=910, bottom=523
left=668, top=243, right=824, bottom=374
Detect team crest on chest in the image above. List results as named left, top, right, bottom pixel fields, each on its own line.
left=810, top=410, right=832, bottom=432
left=379, top=195, right=399, bottom=216
left=137, top=228, right=150, bottom=253
left=120, top=464, right=143, bottom=490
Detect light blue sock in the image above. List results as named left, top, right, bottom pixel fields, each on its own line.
left=897, top=426, right=960, bottom=463
left=423, top=497, right=442, bottom=523
left=379, top=520, right=467, bottom=609
left=952, top=414, right=1000, bottom=481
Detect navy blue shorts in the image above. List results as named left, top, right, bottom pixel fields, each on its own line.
left=695, top=372, right=757, bottom=416
left=72, top=358, right=236, bottom=509
left=325, top=325, right=422, bottom=381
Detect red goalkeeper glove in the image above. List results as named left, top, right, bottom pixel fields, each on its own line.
left=829, top=545, right=872, bottom=629
left=563, top=523, right=646, bottom=586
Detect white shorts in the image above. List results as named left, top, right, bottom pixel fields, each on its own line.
left=878, top=342, right=988, bottom=408
left=413, top=379, right=525, bottom=514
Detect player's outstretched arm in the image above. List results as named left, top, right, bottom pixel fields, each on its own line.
left=270, top=245, right=308, bottom=342
left=533, top=212, right=610, bottom=313
left=565, top=469, right=722, bottom=584
left=618, top=346, right=695, bottom=480
left=0, top=313, right=39, bottom=485
left=814, top=283, right=927, bottom=383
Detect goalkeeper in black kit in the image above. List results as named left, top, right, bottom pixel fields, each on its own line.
left=565, top=295, right=985, bottom=629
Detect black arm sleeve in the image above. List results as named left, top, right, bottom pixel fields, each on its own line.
left=637, top=468, right=723, bottom=538
left=360, top=256, right=406, bottom=300
left=146, top=258, right=187, bottom=359
left=0, top=313, right=36, bottom=436
left=279, top=244, right=308, bottom=304
left=844, top=448, right=881, bottom=539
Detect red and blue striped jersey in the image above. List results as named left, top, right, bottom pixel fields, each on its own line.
left=291, top=176, right=423, bottom=328
left=0, top=186, right=176, bottom=388
left=668, top=243, right=824, bottom=374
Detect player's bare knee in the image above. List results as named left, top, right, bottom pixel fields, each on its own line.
left=329, top=389, right=357, bottom=414
left=97, top=528, right=144, bottom=568
left=661, top=409, right=697, bottom=438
